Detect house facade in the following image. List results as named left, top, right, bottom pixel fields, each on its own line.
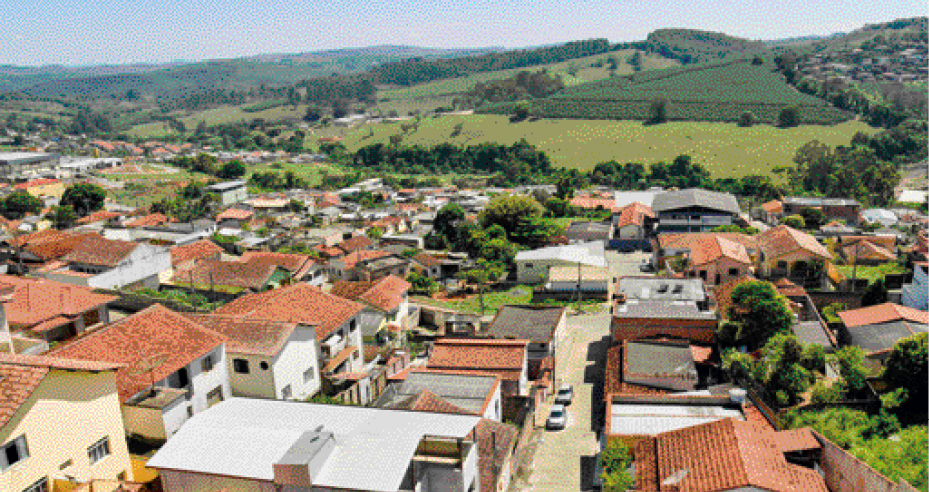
left=902, top=261, right=928, bottom=311
left=651, top=188, right=741, bottom=233
left=0, top=354, right=133, bottom=492
left=42, top=237, right=171, bottom=290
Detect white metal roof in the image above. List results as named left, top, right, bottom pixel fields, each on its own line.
left=515, top=241, right=607, bottom=267
left=610, top=402, right=743, bottom=436
left=147, top=397, right=480, bottom=492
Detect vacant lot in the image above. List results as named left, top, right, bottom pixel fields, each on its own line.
left=312, top=114, right=876, bottom=177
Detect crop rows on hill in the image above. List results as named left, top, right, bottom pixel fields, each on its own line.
left=480, top=58, right=853, bottom=125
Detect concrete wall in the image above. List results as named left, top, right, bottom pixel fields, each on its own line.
left=158, top=468, right=277, bottom=492
left=122, top=403, right=168, bottom=441
left=690, top=257, right=751, bottom=285
left=227, top=353, right=276, bottom=399
left=483, top=385, right=503, bottom=422
left=0, top=369, right=133, bottom=492
left=272, top=326, right=321, bottom=400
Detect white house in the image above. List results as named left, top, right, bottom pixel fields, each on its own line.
left=206, top=180, right=248, bottom=206
left=51, top=305, right=231, bottom=442
left=40, top=236, right=171, bottom=290
left=147, top=398, right=483, bottom=492
left=515, top=241, right=608, bottom=284
left=186, top=314, right=322, bottom=401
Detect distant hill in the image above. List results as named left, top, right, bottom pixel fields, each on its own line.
left=0, top=45, right=501, bottom=99
left=787, top=16, right=927, bottom=54
left=633, top=28, right=771, bottom=64
left=480, top=57, right=852, bottom=125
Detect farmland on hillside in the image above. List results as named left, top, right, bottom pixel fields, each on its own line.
left=312, top=114, right=875, bottom=177
left=481, top=58, right=853, bottom=125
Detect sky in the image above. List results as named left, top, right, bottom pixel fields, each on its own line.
left=1, top=0, right=926, bottom=66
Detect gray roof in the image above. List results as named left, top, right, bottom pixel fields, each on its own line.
left=614, top=299, right=716, bottom=320
left=515, top=241, right=607, bottom=267
left=847, top=321, right=928, bottom=353
left=784, top=196, right=859, bottom=207
left=206, top=180, right=247, bottom=191
left=147, top=398, right=480, bottom=492
left=617, top=277, right=707, bottom=302
left=625, top=339, right=696, bottom=379
left=486, top=305, right=565, bottom=343
left=383, top=371, right=499, bottom=414
left=609, top=399, right=743, bottom=436
left=792, top=321, right=836, bottom=350
left=652, top=188, right=741, bottom=215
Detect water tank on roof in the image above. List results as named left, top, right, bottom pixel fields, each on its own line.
left=729, top=388, right=747, bottom=404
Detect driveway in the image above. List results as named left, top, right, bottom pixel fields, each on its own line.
left=606, top=250, right=652, bottom=280
left=519, top=313, right=612, bottom=492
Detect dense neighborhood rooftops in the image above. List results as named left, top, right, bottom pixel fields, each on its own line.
left=485, top=305, right=565, bottom=343
left=170, top=239, right=223, bottom=267
left=838, top=302, right=929, bottom=328
left=651, top=188, right=741, bottom=215
left=216, top=283, right=365, bottom=341
left=757, top=225, right=831, bottom=260
left=50, top=305, right=228, bottom=402
left=146, top=397, right=482, bottom=492
left=515, top=241, right=607, bottom=267
left=0, top=274, right=117, bottom=328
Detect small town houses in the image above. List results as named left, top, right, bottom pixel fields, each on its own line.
left=0, top=171, right=924, bottom=492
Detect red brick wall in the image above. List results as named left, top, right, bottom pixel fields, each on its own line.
left=610, top=317, right=717, bottom=344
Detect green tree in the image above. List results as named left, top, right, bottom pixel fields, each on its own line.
left=46, top=205, right=77, bottom=230
left=724, top=280, right=794, bottom=350
left=782, top=214, right=806, bottom=229
left=61, top=183, right=107, bottom=217
left=512, top=101, right=531, bottom=121
left=861, top=279, right=889, bottom=307
left=647, top=98, right=668, bottom=124
left=479, top=195, right=543, bottom=236
left=834, top=346, right=870, bottom=398
left=217, top=160, right=246, bottom=179
left=600, top=440, right=634, bottom=492
left=367, top=226, right=384, bottom=240
left=434, top=203, right=467, bottom=245
left=799, top=207, right=825, bottom=229
left=883, top=333, right=928, bottom=417
left=0, top=192, right=43, bottom=220
left=737, top=110, right=756, bottom=127
left=778, top=106, right=801, bottom=128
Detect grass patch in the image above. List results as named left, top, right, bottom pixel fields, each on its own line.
left=312, top=114, right=876, bottom=177
left=836, top=263, right=907, bottom=283
left=413, top=285, right=533, bottom=315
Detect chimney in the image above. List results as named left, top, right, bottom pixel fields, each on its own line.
left=273, top=428, right=335, bottom=488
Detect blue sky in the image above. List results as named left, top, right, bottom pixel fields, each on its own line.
left=2, top=0, right=925, bottom=66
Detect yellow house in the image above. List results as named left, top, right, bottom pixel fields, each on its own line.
left=757, top=225, right=832, bottom=280
left=0, top=353, right=134, bottom=492
left=14, top=179, right=66, bottom=200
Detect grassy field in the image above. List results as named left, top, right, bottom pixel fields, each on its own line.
left=837, top=263, right=907, bottom=283
left=127, top=104, right=308, bottom=138
left=483, top=58, right=853, bottom=125
left=413, top=285, right=533, bottom=315
left=311, top=114, right=877, bottom=177
left=375, top=51, right=678, bottom=115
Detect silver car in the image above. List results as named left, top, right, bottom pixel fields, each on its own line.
left=546, top=404, right=567, bottom=430
left=554, top=383, right=574, bottom=405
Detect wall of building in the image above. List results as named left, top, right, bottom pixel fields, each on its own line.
left=158, top=468, right=277, bottom=492
left=611, top=317, right=717, bottom=344
left=483, top=385, right=503, bottom=422
left=690, top=257, right=751, bottom=285
left=227, top=352, right=276, bottom=399
left=188, top=346, right=230, bottom=414
left=272, top=326, right=321, bottom=400
left=0, top=369, right=132, bottom=492
left=121, top=403, right=168, bottom=441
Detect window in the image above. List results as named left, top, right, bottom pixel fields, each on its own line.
left=728, top=268, right=739, bottom=276
left=233, top=359, right=250, bottom=374
left=526, top=263, right=534, bottom=269
left=282, top=385, right=292, bottom=399
left=303, top=367, right=315, bottom=382
left=259, top=361, right=270, bottom=370
left=349, top=319, right=357, bottom=333
left=186, top=406, right=194, bottom=418
left=1, top=435, right=28, bottom=471
left=201, top=355, right=214, bottom=373
left=777, top=260, right=788, bottom=269
left=87, top=437, right=110, bottom=465
left=698, top=270, right=707, bottom=280
left=22, top=477, right=47, bottom=492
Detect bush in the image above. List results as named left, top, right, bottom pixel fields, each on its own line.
left=737, top=110, right=756, bottom=127
left=600, top=440, right=634, bottom=492
left=810, top=380, right=845, bottom=404
left=782, top=214, right=806, bottom=229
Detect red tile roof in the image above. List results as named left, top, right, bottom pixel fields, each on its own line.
left=428, top=339, right=528, bottom=380
left=758, top=225, right=831, bottom=260
left=603, top=345, right=672, bottom=400
left=412, top=253, right=443, bottom=268
left=658, top=233, right=758, bottom=253
left=475, top=418, right=518, bottom=492
left=760, top=200, right=783, bottom=214
left=172, top=260, right=280, bottom=291
left=216, top=208, right=253, bottom=221
left=170, top=240, right=224, bottom=267
left=330, top=275, right=411, bottom=312
left=389, top=389, right=475, bottom=415
left=838, top=303, right=929, bottom=328
left=183, top=314, right=301, bottom=357
left=689, top=235, right=751, bottom=266
left=642, top=418, right=828, bottom=492
left=76, top=210, right=125, bottom=225
left=0, top=275, right=116, bottom=329
left=840, top=240, right=897, bottom=262
left=238, top=251, right=315, bottom=279
left=338, top=250, right=390, bottom=269
left=215, top=283, right=365, bottom=341
left=21, top=231, right=101, bottom=261
left=124, top=213, right=173, bottom=228
left=337, top=235, right=375, bottom=254
left=50, top=305, right=227, bottom=402
left=570, top=196, right=620, bottom=213
left=62, top=236, right=138, bottom=267
left=712, top=275, right=756, bottom=317
left=772, top=278, right=807, bottom=298
left=617, top=202, right=654, bottom=228
left=772, top=428, right=821, bottom=453
left=14, top=178, right=61, bottom=189
left=0, top=353, right=121, bottom=428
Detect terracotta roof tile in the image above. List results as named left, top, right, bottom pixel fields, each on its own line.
left=603, top=345, right=673, bottom=399
left=339, top=250, right=390, bottom=269
left=841, top=240, right=897, bottom=262
left=772, top=428, right=821, bottom=453
left=428, top=339, right=527, bottom=381
left=331, top=275, right=411, bottom=312
left=0, top=274, right=117, bottom=329
left=689, top=236, right=751, bottom=266
left=172, top=260, right=279, bottom=291
left=413, top=253, right=443, bottom=268
left=389, top=389, right=475, bottom=415
left=62, top=236, right=138, bottom=267
left=617, top=202, right=654, bottom=228
left=170, top=240, right=224, bottom=267
left=215, top=283, right=365, bottom=341
left=216, top=208, right=253, bottom=221
left=658, top=233, right=758, bottom=253
left=475, top=418, right=518, bottom=492
left=838, top=302, right=929, bottom=328
left=50, top=305, right=227, bottom=402
left=124, top=213, right=172, bottom=228
left=0, top=360, right=48, bottom=429
left=22, top=231, right=101, bottom=261
left=712, top=275, right=757, bottom=318
left=76, top=210, right=125, bottom=225
left=238, top=251, right=315, bottom=279
left=761, top=200, right=783, bottom=214
left=758, top=225, right=831, bottom=260
left=772, top=278, right=807, bottom=298
left=183, top=314, right=302, bottom=357
left=570, top=196, right=621, bottom=213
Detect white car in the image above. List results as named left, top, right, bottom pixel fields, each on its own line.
left=554, top=383, right=574, bottom=405
left=546, top=404, right=568, bottom=430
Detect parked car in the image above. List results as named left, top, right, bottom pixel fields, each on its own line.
left=546, top=404, right=568, bottom=430
left=638, top=263, right=655, bottom=273
left=554, top=383, right=574, bottom=405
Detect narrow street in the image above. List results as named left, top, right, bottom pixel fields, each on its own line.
left=518, top=312, right=611, bottom=492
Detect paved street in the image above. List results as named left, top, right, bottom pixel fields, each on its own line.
left=520, top=312, right=611, bottom=492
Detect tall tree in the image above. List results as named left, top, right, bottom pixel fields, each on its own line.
left=61, top=183, right=107, bottom=217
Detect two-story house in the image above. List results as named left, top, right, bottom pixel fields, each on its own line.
left=428, top=339, right=530, bottom=398
left=40, top=236, right=171, bottom=290
left=0, top=353, right=135, bottom=492
left=215, top=284, right=372, bottom=403
left=185, top=314, right=321, bottom=401
left=50, top=305, right=231, bottom=442
left=484, top=305, right=566, bottom=382
left=206, top=180, right=248, bottom=206
left=651, top=188, right=742, bottom=233
left=782, top=196, right=860, bottom=225
left=331, top=275, right=413, bottom=345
